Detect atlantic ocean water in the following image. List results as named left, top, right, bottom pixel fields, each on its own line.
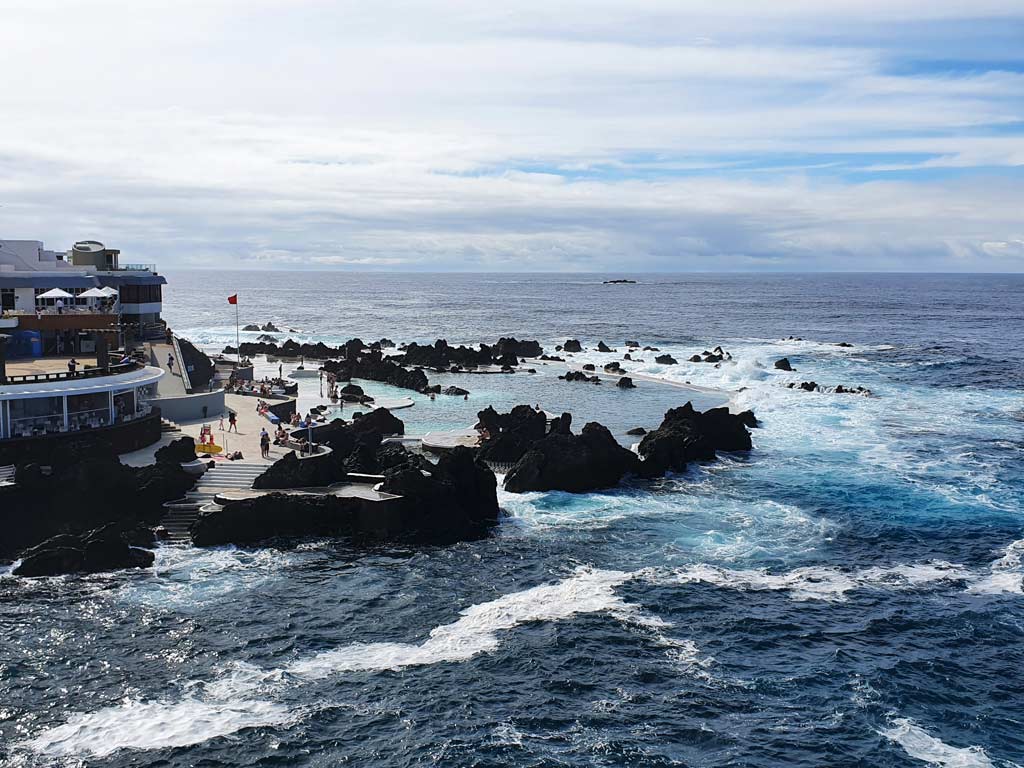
left=2, top=272, right=1023, bottom=767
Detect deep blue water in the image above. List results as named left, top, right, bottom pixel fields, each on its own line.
left=2, top=272, right=1023, bottom=767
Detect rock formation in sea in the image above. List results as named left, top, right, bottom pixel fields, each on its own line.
left=562, top=339, right=583, bottom=353
left=774, top=357, right=794, bottom=371
left=504, top=422, right=640, bottom=493
left=483, top=402, right=757, bottom=494
left=559, top=370, right=601, bottom=383
left=396, top=338, right=542, bottom=370
left=636, top=403, right=756, bottom=476
left=688, top=346, right=733, bottom=364
left=617, top=376, right=636, bottom=389
left=476, top=404, right=548, bottom=464
left=194, top=442, right=498, bottom=546
left=4, top=437, right=196, bottom=574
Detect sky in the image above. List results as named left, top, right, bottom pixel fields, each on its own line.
left=0, top=0, right=1022, bottom=272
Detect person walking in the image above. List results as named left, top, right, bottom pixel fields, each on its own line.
left=167, top=353, right=175, bottom=374
left=260, top=427, right=271, bottom=459
left=228, top=411, right=238, bottom=432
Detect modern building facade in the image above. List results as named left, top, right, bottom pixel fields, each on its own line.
left=0, top=238, right=167, bottom=356
left=0, top=334, right=166, bottom=463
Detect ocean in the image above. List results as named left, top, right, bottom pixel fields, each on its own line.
left=2, top=272, right=1022, bottom=767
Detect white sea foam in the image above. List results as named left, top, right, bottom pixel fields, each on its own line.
left=22, top=662, right=295, bottom=759
left=966, top=539, right=1024, bottom=595
left=23, top=568, right=679, bottom=758
left=658, top=561, right=969, bottom=601
left=881, top=718, right=995, bottom=768
left=287, top=567, right=638, bottom=678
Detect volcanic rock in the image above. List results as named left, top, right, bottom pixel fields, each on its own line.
left=504, top=423, right=640, bottom=493
left=774, top=357, right=794, bottom=371
left=563, top=339, right=583, bottom=353
left=655, top=354, right=678, bottom=365
left=637, top=402, right=753, bottom=475
left=617, top=376, right=636, bottom=389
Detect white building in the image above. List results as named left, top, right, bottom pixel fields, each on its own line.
left=0, top=238, right=167, bottom=355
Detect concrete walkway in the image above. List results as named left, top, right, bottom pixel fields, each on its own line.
left=122, top=393, right=290, bottom=467
left=149, top=342, right=187, bottom=397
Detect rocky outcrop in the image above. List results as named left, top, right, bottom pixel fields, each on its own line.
left=504, top=423, right=640, bottom=493
left=582, top=363, right=595, bottom=371
left=227, top=338, right=349, bottom=359
left=637, top=402, right=754, bottom=475
left=442, top=386, right=470, bottom=396
left=626, top=427, right=647, bottom=436
left=617, top=376, right=636, bottom=389
left=193, top=446, right=498, bottom=546
left=2, top=439, right=193, bottom=563
left=396, top=338, right=541, bottom=370
left=476, top=405, right=548, bottom=464
left=242, top=324, right=261, bottom=332
left=689, top=346, right=732, bottom=364
left=381, top=447, right=499, bottom=541
left=655, top=354, right=678, bottom=365
left=322, top=349, right=430, bottom=393
left=13, top=524, right=157, bottom=577
left=352, top=407, right=404, bottom=437
left=597, top=341, right=614, bottom=353
left=177, top=338, right=216, bottom=390
left=563, top=339, right=583, bottom=353
left=604, top=361, right=623, bottom=373
left=625, top=340, right=640, bottom=347
left=154, top=436, right=198, bottom=465
left=262, top=322, right=281, bottom=333
left=774, top=357, right=794, bottom=371
left=560, top=370, right=601, bottom=383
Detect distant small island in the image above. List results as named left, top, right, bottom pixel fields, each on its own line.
left=603, top=279, right=637, bottom=284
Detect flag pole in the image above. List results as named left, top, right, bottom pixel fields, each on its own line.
left=235, top=296, right=240, bottom=366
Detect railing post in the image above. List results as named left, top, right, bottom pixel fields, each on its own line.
left=0, top=334, right=8, bottom=385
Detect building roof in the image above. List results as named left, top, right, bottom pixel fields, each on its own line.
left=0, top=365, right=165, bottom=400
left=0, top=274, right=100, bottom=289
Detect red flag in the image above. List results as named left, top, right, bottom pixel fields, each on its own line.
left=227, top=294, right=237, bottom=305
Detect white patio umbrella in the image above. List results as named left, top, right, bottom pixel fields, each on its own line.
left=78, top=287, right=108, bottom=298
left=36, top=288, right=74, bottom=299
left=98, top=286, right=119, bottom=297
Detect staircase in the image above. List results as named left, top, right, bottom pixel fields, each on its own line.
left=160, top=462, right=266, bottom=544
left=0, top=464, right=15, bottom=487
left=161, top=418, right=181, bottom=435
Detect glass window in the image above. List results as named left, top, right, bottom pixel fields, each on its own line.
left=67, top=391, right=110, bottom=431
left=9, top=396, right=64, bottom=436
left=113, top=390, right=135, bottom=422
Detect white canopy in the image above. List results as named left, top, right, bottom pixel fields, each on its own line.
left=37, top=288, right=75, bottom=299
left=78, top=287, right=108, bottom=298
left=99, top=286, right=119, bottom=297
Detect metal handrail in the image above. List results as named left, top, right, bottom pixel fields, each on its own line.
left=170, top=333, right=193, bottom=393
left=2, top=360, right=142, bottom=385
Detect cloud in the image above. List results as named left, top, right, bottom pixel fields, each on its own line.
left=0, top=0, right=1021, bottom=270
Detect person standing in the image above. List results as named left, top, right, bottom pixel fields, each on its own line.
left=55, top=298, right=64, bottom=315
left=167, top=353, right=175, bottom=374
left=67, top=358, right=78, bottom=375
left=228, top=411, right=238, bottom=432
left=260, top=427, right=271, bottom=459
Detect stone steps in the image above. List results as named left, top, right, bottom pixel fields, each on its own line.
left=160, top=462, right=264, bottom=544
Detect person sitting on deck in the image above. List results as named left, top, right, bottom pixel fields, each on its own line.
left=274, top=425, right=288, bottom=446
